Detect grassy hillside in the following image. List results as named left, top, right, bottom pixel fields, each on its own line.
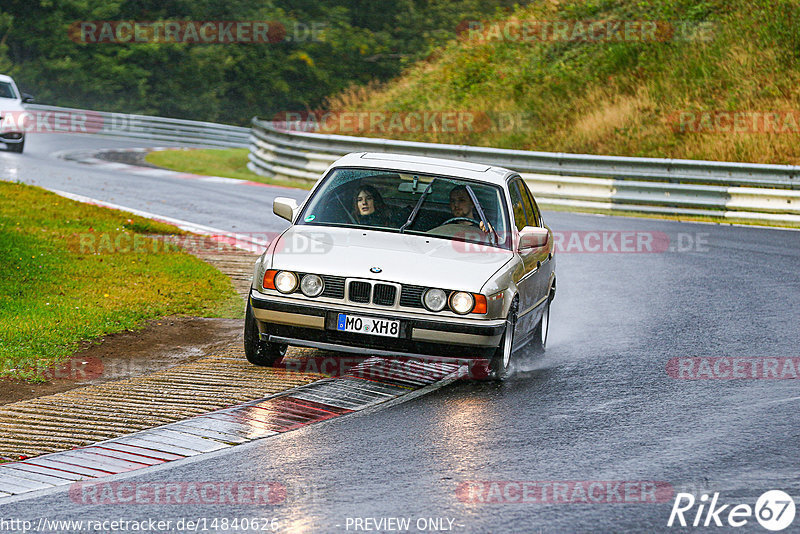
left=326, top=0, right=800, bottom=164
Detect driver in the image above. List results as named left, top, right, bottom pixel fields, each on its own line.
left=449, top=185, right=492, bottom=233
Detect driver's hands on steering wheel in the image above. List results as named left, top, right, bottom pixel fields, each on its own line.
left=441, top=217, right=493, bottom=233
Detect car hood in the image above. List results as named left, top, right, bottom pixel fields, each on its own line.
left=270, top=225, right=514, bottom=292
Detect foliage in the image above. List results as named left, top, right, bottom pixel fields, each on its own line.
left=0, top=0, right=523, bottom=124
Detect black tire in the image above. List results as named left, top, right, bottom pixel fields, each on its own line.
left=489, top=297, right=518, bottom=380
left=531, top=297, right=551, bottom=353
left=8, top=139, right=24, bottom=153
left=244, top=300, right=287, bottom=366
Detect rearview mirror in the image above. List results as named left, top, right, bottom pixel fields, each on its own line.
left=518, top=226, right=548, bottom=251
left=21, top=93, right=34, bottom=103
left=273, top=197, right=299, bottom=222
left=398, top=181, right=428, bottom=194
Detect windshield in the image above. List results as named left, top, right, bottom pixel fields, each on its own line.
left=0, top=82, right=17, bottom=100
left=297, top=167, right=511, bottom=250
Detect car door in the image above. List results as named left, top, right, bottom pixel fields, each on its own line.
left=518, top=179, right=552, bottom=310
left=508, top=177, right=540, bottom=334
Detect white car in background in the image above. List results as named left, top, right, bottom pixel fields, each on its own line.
left=0, top=74, right=34, bottom=153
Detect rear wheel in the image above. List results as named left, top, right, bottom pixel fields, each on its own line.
left=244, top=300, right=287, bottom=366
left=531, top=295, right=551, bottom=352
left=489, top=297, right=518, bottom=380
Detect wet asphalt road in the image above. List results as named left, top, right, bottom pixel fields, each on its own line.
left=0, top=134, right=305, bottom=234
left=1, top=134, right=799, bottom=533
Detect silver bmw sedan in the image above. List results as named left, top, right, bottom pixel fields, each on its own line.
left=245, top=152, right=555, bottom=379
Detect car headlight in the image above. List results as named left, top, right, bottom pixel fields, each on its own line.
left=449, top=291, right=475, bottom=314
left=274, top=271, right=298, bottom=294
left=300, top=274, right=324, bottom=297
left=423, top=288, right=447, bottom=312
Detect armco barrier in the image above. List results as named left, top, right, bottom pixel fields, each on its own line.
left=22, top=104, right=249, bottom=148
left=248, top=118, right=800, bottom=225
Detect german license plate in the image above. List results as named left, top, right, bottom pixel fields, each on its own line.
left=336, top=313, right=400, bottom=338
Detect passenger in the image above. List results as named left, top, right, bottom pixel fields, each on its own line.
left=449, top=185, right=492, bottom=233
left=352, top=185, right=391, bottom=226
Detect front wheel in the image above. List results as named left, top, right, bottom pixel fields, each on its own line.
left=8, top=139, right=24, bottom=153
left=244, top=300, right=287, bottom=366
left=489, top=297, right=518, bottom=380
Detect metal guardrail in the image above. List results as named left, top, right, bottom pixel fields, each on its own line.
left=23, top=104, right=250, bottom=148
left=248, top=118, right=800, bottom=225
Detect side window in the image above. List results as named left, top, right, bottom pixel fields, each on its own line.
left=530, top=194, right=543, bottom=226
left=517, top=179, right=540, bottom=227
left=508, top=179, right=528, bottom=231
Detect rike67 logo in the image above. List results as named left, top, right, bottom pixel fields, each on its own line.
left=668, top=490, right=796, bottom=531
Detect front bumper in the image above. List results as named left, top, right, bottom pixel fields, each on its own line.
left=0, top=132, right=24, bottom=145
left=250, top=289, right=504, bottom=360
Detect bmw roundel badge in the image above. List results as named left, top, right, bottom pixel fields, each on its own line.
left=370, top=267, right=382, bottom=273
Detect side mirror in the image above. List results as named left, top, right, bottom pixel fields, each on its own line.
left=273, top=197, right=299, bottom=222
left=518, top=226, right=548, bottom=251
left=21, top=94, right=34, bottom=103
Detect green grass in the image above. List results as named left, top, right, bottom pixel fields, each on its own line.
left=145, top=148, right=312, bottom=190
left=327, top=0, right=800, bottom=166
left=0, top=182, right=244, bottom=381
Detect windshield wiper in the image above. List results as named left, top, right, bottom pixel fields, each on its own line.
left=465, top=185, right=499, bottom=245
left=400, top=179, right=435, bottom=233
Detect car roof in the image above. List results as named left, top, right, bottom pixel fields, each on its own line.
left=329, top=152, right=515, bottom=186
left=0, top=74, right=15, bottom=84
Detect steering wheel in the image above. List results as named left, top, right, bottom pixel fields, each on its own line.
left=441, top=217, right=481, bottom=227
